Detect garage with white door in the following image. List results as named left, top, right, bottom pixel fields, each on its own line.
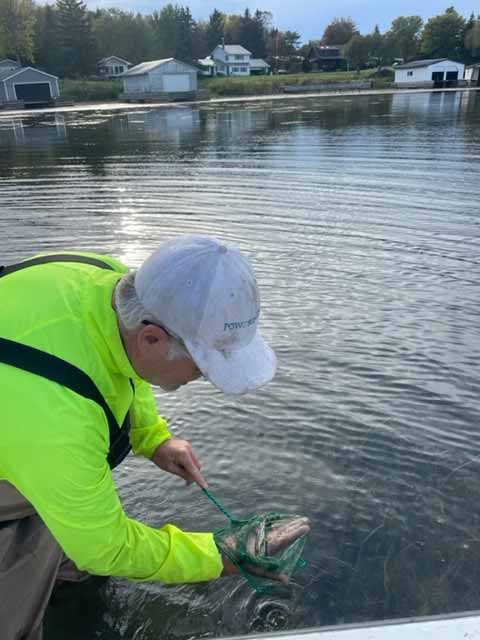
left=121, top=58, right=198, bottom=100
left=163, top=73, right=191, bottom=92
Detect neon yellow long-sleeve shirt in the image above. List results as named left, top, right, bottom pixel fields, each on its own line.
left=0, top=252, right=223, bottom=583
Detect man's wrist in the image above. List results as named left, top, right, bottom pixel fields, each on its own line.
left=221, top=555, right=238, bottom=577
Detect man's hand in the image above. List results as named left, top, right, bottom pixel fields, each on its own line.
left=152, top=438, right=207, bottom=488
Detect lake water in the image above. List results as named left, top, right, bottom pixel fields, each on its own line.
left=1, top=90, right=480, bottom=639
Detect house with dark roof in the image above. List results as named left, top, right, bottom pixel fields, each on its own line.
left=394, top=59, right=465, bottom=87
left=305, top=45, right=346, bottom=72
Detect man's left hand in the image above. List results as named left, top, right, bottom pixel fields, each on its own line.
left=152, top=438, right=207, bottom=488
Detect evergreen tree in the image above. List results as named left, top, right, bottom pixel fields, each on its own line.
left=55, top=0, right=96, bottom=77
left=205, top=8, right=224, bottom=52
left=367, top=25, right=385, bottom=65
left=238, top=8, right=267, bottom=57
left=224, top=14, right=242, bottom=43
left=463, top=13, right=480, bottom=63
left=176, top=6, right=195, bottom=62
left=33, top=4, right=57, bottom=70
left=150, top=4, right=178, bottom=58
left=150, top=4, right=196, bottom=62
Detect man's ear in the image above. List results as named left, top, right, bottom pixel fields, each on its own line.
left=137, top=324, right=170, bottom=354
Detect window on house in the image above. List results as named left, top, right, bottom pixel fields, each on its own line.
left=115, top=66, right=122, bottom=74
left=407, top=71, right=413, bottom=77
left=241, top=67, right=248, bottom=72
left=235, top=55, right=243, bottom=60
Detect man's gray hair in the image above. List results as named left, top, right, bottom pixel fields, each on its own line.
left=114, top=272, right=190, bottom=361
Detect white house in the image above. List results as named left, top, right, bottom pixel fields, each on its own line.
left=394, top=59, right=465, bottom=87
left=203, top=44, right=252, bottom=76
left=121, top=58, right=198, bottom=101
left=0, top=59, right=21, bottom=74
left=98, top=56, right=131, bottom=78
left=464, top=63, right=480, bottom=86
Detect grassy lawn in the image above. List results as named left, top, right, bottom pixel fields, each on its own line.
left=200, top=69, right=390, bottom=97
left=59, top=70, right=394, bottom=103
left=60, top=79, right=123, bottom=102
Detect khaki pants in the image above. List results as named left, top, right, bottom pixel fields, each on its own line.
left=0, top=481, right=90, bottom=640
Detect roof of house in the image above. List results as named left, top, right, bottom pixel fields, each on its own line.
left=394, top=58, right=456, bottom=70
left=250, top=58, right=270, bottom=68
left=308, top=45, right=345, bottom=60
left=198, top=57, right=215, bottom=67
left=0, top=66, right=58, bottom=83
left=98, top=56, right=131, bottom=65
left=0, top=58, right=20, bottom=66
left=123, top=58, right=198, bottom=76
left=215, top=45, right=252, bottom=55
left=466, top=63, right=480, bottom=68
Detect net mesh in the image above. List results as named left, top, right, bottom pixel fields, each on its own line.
left=214, top=513, right=308, bottom=592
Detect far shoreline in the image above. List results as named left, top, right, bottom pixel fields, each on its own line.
left=0, top=85, right=479, bottom=119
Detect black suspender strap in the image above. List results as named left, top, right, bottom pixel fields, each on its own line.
left=0, top=253, right=116, bottom=277
left=0, top=254, right=132, bottom=469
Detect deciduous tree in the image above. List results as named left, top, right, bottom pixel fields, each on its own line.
left=0, top=0, right=36, bottom=62
left=387, top=15, right=423, bottom=61
left=322, top=17, right=357, bottom=45
left=421, top=7, right=466, bottom=60
left=344, top=34, right=370, bottom=70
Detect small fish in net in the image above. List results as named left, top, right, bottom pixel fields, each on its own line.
left=215, top=513, right=310, bottom=592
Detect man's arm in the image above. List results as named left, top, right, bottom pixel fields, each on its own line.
left=4, top=388, right=223, bottom=583
left=128, top=379, right=172, bottom=458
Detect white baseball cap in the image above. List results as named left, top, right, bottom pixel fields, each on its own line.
left=135, top=235, right=277, bottom=395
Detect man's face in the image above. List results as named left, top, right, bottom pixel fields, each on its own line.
left=126, top=323, right=203, bottom=391
left=146, top=352, right=203, bottom=391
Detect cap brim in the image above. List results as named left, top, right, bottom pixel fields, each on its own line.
left=185, top=332, right=277, bottom=395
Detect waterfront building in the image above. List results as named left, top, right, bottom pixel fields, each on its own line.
left=0, top=65, right=60, bottom=108
left=394, top=59, right=465, bottom=88
left=464, top=64, right=480, bottom=87
left=120, top=58, right=199, bottom=102
left=198, top=44, right=270, bottom=77
left=98, top=56, right=131, bottom=79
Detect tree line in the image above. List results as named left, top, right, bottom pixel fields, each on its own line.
left=0, top=0, right=479, bottom=79
left=315, top=9, right=480, bottom=71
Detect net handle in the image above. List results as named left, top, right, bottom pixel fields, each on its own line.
left=202, top=487, right=239, bottom=523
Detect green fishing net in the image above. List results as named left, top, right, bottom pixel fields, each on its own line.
left=214, top=512, right=309, bottom=593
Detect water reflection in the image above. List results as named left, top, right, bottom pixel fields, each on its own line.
left=1, top=90, right=480, bottom=638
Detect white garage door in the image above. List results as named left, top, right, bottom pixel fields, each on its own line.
left=163, top=74, right=190, bottom=92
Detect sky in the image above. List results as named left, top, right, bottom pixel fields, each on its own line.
left=83, top=0, right=479, bottom=43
